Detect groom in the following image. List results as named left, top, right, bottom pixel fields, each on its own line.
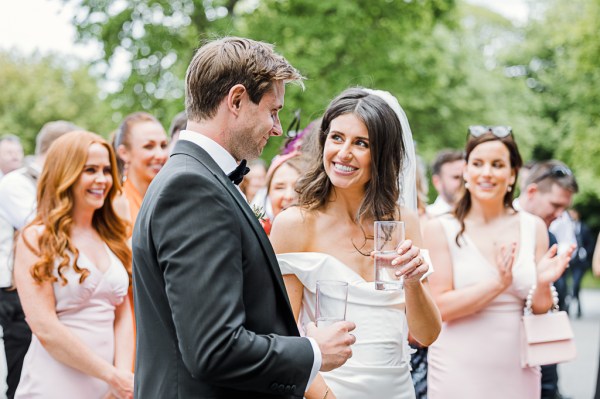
left=132, top=37, right=356, bottom=398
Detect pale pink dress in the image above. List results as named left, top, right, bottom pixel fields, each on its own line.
left=427, top=212, right=541, bottom=399
left=15, top=245, right=129, bottom=399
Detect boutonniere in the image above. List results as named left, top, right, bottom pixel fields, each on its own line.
left=251, top=204, right=266, bottom=221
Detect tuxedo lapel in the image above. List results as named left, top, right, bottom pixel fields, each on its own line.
left=171, top=140, right=293, bottom=312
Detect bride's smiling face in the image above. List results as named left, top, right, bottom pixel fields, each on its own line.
left=323, top=113, right=372, bottom=190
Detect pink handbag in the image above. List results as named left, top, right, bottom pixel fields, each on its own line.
left=520, top=284, right=576, bottom=368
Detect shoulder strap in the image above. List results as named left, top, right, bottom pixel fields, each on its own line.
left=519, top=212, right=538, bottom=255
left=437, top=214, right=463, bottom=247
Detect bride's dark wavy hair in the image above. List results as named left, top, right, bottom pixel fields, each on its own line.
left=297, top=87, right=405, bottom=224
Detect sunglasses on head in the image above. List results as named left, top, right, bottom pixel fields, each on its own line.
left=468, top=125, right=513, bottom=138
left=531, top=165, right=573, bottom=184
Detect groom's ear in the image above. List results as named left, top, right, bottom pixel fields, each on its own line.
left=227, top=84, right=247, bottom=116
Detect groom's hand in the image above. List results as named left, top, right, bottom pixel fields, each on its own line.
left=306, top=321, right=356, bottom=372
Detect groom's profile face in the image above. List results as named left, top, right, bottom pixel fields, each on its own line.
left=231, top=81, right=285, bottom=160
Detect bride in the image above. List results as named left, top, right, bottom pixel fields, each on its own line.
left=270, top=87, right=441, bottom=399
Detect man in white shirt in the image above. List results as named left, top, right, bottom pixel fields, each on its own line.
left=0, top=216, right=10, bottom=399
left=549, top=211, right=578, bottom=256
left=0, top=122, right=80, bottom=230
left=518, top=161, right=577, bottom=230
left=516, top=160, right=578, bottom=399
left=517, top=160, right=578, bottom=310
left=0, top=120, right=79, bottom=399
left=426, top=149, right=465, bottom=217
left=0, top=134, right=20, bottom=399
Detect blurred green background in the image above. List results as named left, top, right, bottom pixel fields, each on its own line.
left=1, top=0, right=599, bottom=248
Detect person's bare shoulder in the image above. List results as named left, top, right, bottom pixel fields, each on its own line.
left=519, top=211, right=548, bottom=242
left=400, top=206, right=420, bottom=226
left=19, top=224, right=44, bottom=245
left=113, top=193, right=131, bottom=224
left=270, top=206, right=315, bottom=253
left=14, top=224, right=44, bottom=276
left=400, top=206, right=424, bottom=246
left=529, top=212, right=550, bottom=250
left=423, top=217, right=445, bottom=241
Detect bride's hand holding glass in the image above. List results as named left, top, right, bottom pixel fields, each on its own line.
left=371, top=239, right=424, bottom=283
left=392, top=242, right=428, bottom=286
left=402, top=256, right=429, bottom=287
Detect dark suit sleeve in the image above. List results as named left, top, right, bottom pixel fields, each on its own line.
left=583, top=224, right=595, bottom=263
left=150, top=167, right=313, bottom=395
left=548, top=231, right=558, bottom=248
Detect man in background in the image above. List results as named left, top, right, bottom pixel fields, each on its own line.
left=517, top=159, right=578, bottom=399
left=0, top=121, right=79, bottom=398
left=0, top=134, right=21, bottom=399
left=0, top=135, right=24, bottom=179
left=516, top=160, right=536, bottom=197
left=566, top=208, right=595, bottom=318
left=426, top=149, right=465, bottom=217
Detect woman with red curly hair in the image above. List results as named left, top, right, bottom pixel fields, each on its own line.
left=13, top=131, right=134, bottom=399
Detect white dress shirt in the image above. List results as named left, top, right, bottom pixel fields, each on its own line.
left=179, top=130, right=239, bottom=176
left=515, top=198, right=576, bottom=256
left=0, top=165, right=40, bottom=288
left=179, top=130, right=322, bottom=386
left=550, top=211, right=577, bottom=256
left=0, top=216, right=14, bottom=288
left=0, top=165, right=40, bottom=230
left=0, top=167, right=8, bottom=397
left=426, top=196, right=453, bottom=217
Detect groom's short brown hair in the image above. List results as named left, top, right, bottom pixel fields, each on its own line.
left=185, top=36, right=304, bottom=122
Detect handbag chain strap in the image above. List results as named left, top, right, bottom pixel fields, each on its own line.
left=524, top=284, right=559, bottom=316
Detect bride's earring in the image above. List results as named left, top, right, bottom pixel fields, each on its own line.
left=507, top=185, right=513, bottom=192
left=464, top=181, right=470, bottom=190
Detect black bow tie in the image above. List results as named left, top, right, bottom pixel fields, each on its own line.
left=227, top=159, right=250, bottom=185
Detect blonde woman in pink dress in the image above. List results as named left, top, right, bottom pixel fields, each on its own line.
left=13, top=131, right=133, bottom=399
left=424, top=127, right=574, bottom=399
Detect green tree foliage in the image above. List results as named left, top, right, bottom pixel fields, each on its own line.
left=0, top=51, right=113, bottom=154
left=67, top=0, right=497, bottom=159
left=501, top=0, right=600, bottom=218
left=237, top=0, right=462, bottom=156
left=62, top=0, right=547, bottom=162
left=238, top=0, right=553, bottom=162
left=59, top=0, right=599, bottom=221
left=63, top=0, right=243, bottom=125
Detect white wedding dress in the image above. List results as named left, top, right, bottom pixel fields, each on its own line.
left=278, top=252, right=416, bottom=399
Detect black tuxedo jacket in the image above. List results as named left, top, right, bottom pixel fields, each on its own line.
left=132, top=140, right=313, bottom=398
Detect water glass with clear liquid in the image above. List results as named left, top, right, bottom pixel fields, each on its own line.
left=374, top=221, right=405, bottom=291
left=315, top=280, right=348, bottom=327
